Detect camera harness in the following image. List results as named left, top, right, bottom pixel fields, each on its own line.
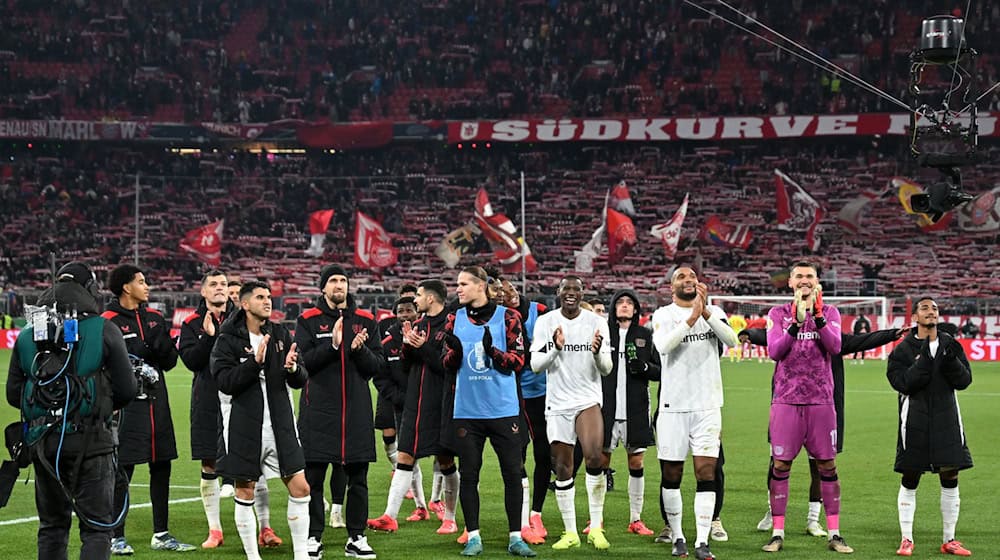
left=17, top=310, right=130, bottom=530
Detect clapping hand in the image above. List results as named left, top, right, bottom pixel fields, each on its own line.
left=351, top=328, right=368, bottom=351
left=696, top=283, right=710, bottom=319
left=591, top=329, right=604, bottom=354
left=284, top=342, right=298, bottom=371
left=255, top=334, right=271, bottom=364
left=332, top=317, right=343, bottom=348
left=402, top=320, right=428, bottom=348
left=203, top=313, right=216, bottom=337
left=552, top=326, right=565, bottom=351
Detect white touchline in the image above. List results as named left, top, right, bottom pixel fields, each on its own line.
left=0, top=496, right=202, bottom=526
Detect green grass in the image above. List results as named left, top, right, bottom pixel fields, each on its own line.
left=2, top=349, right=999, bottom=558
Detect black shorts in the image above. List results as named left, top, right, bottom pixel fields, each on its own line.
left=373, top=393, right=397, bottom=431
left=451, top=416, right=524, bottom=462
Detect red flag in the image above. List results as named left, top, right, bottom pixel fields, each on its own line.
left=180, top=220, right=224, bottom=266
left=957, top=186, right=1000, bottom=232
left=474, top=188, right=538, bottom=273
left=606, top=208, right=637, bottom=266
left=650, top=193, right=689, bottom=260
left=306, top=209, right=335, bottom=257
left=775, top=170, right=824, bottom=251
left=609, top=180, right=636, bottom=216
left=353, top=211, right=398, bottom=269
left=699, top=215, right=753, bottom=249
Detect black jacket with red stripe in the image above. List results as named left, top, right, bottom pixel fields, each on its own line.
left=295, top=294, right=385, bottom=464
left=398, top=309, right=451, bottom=457
left=178, top=299, right=235, bottom=459
left=374, top=321, right=408, bottom=413
left=101, top=299, right=179, bottom=465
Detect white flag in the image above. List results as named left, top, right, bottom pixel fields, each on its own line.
left=649, top=193, right=689, bottom=260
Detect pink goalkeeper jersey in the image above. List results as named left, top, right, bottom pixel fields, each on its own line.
left=766, top=303, right=842, bottom=405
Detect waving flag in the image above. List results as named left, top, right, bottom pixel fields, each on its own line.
left=606, top=208, right=637, bottom=265
left=775, top=170, right=825, bottom=251
left=474, top=188, right=537, bottom=273
left=180, top=219, right=224, bottom=266
left=837, top=191, right=879, bottom=234
left=354, top=211, right=398, bottom=269
left=699, top=215, right=753, bottom=249
left=957, top=187, right=1000, bottom=232
left=305, top=209, right=335, bottom=257
left=609, top=180, right=636, bottom=216
left=435, top=221, right=482, bottom=268
left=650, top=193, right=689, bottom=260
left=575, top=190, right=610, bottom=273
left=894, top=177, right=953, bottom=232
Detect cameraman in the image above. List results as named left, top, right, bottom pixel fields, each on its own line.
left=6, top=262, right=136, bottom=559
left=102, top=264, right=194, bottom=553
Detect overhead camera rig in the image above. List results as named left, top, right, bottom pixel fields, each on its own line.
left=907, top=15, right=979, bottom=221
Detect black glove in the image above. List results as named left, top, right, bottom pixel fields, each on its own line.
left=444, top=332, right=463, bottom=361
left=482, top=327, right=494, bottom=355
left=627, top=358, right=648, bottom=376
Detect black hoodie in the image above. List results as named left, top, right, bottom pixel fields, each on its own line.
left=6, top=281, right=135, bottom=458
left=603, top=289, right=661, bottom=449
left=101, top=298, right=179, bottom=465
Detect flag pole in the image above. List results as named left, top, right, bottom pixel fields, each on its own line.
left=520, top=171, right=527, bottom=293
left=134, top=173, right=140, bottom=265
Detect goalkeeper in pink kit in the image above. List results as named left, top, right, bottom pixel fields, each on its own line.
left=762, top=261, right=853, bottom=554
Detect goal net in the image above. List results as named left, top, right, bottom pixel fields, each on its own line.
left=708, top=295, right=891, bottom=360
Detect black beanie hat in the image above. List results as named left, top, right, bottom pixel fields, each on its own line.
left=319, top=264, right=349, bottom=289
left=56, top=262, right=96, bottom=290
left=56, top=261, right=100, bottom=299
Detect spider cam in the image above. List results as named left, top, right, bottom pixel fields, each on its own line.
left=907, top=15, right=979, bottom=221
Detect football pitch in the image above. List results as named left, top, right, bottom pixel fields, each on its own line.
left=1, top=349, right=998, bottom=559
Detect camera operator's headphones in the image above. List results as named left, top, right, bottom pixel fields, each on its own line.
left=56, top=261, right=100, bottom=300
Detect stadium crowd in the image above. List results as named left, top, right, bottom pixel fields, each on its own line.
left=3, top=0, right=1000, bottom=122
left=1, top=140, right=998, bottom=302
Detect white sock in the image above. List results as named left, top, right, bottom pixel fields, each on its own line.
left=254, top=476, right=271, bottom=530
left=385, top=440, right=398, bottom=469
left=443, top=470, right=459, bottom=521
left=694, top=491, right=715, bottom=547
left=332, top=502, right=343, bottom=516
left=807, top=501, right=822, bottom=525
left=555, top=480, right=577, bottom=534
left=627, top=474, right=644, bottom=522
left=287, top=495, right=310, bottom=560
left=384, top=466, right=414, bottom=518
left=431, top=461, right=443, bottom=502
left=662, top=487, right=685, bottom=543
left=235, top=498, right=262, bottom=560
left=411, top=463, right=427, bottom=509
left=941, top=486, right=960, bottom=543
left=200, top=474, right=222, bottom=531
left=520, top=477, right=530, bottom=527
left=898, top=486, right=916, bottom=541
left=585, top=472, right=606, bottom=528
left=468, top=529, right=480, bottom=540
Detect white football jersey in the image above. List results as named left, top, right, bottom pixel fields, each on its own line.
left=530, top=309, right=612, bottom=414
left=650, top=303, right=736, bottom=412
